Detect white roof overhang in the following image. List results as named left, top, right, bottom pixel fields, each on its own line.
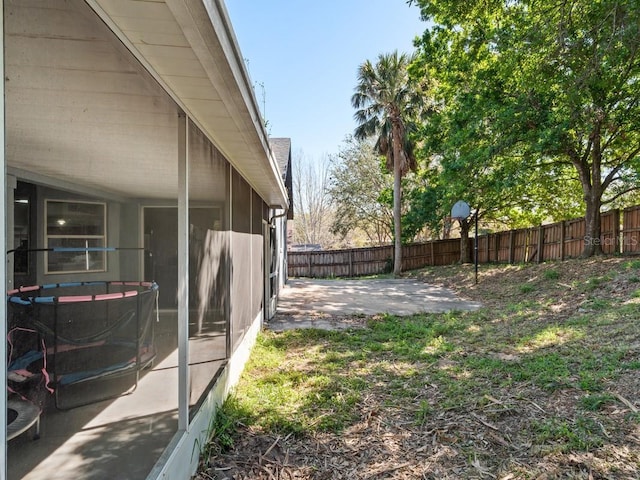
left=86, top=0, right=288, bottom=209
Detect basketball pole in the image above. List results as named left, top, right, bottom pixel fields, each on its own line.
left=474, top=209, right=479, bottom=285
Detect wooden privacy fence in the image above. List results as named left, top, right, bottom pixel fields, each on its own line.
left=288, top=206, right=640, bottom=278
left=476, top=209, right=621, bottom=264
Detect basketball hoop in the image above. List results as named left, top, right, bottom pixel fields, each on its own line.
left=451, top=200, right=471, bottom=220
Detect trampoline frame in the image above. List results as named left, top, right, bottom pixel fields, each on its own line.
left=7, top=398, right=40, bottom=441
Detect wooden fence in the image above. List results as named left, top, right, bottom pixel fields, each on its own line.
left=288, top=206, right=640, bottom=278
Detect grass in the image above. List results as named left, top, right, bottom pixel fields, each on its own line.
left=214, top=304, right=634, bottom=432
left=533, top=416, right=606, bottom=453
left=580, top=393, right=616, bottom=411
left=198, top=257, right=640, bottom=479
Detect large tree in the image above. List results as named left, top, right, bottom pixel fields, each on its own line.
left=352, top=51, right=422, bottom=275
left=412, top=0, right=640, bottom=256
left=328, top=136, right=394, bottom=246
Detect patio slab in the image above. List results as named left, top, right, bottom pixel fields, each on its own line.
left=268, top=278, right=482, bottom=331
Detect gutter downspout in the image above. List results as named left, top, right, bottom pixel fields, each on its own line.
left=269, top=208, right=288, bottom=225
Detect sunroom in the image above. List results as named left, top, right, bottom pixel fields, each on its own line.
left=2, top=1, right=289, bottom=479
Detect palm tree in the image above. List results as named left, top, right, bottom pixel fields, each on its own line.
left=352, top=51, right=420, bottom=276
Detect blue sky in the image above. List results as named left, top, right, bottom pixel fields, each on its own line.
left=224, top=0, right=427, bottom=161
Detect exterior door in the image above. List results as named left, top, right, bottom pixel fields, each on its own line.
left=13, top=181, right=37, bottom=288
left=144, top=207, right=179, bottom=309
left=263, top=221, right=277, bottom=320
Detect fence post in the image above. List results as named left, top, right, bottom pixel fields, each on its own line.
left=537, top=225, right=544, bottom=263
left=509, top=230, right=515, bottom=264
left=486, top=234, right=490, bottom=263
left=349, top=250, right=353, bottom=277
left=308, top=252, right=312, bottom=277
left=430, top=240, right=435, bottom=266
left=614, top=209, right=621, bottom=254
left=560, top=221, right=566, bottom=261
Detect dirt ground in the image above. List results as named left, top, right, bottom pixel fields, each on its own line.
left=195, top=257, right=640, bottom=480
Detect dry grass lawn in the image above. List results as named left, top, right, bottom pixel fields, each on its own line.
left=195, top=257, right=640, bottom=479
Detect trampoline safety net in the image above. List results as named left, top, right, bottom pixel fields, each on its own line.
left=7, top=281, right=159, bottom=410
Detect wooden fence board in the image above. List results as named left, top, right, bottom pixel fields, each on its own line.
left=491, top=233, right=500, bottom=262
left=601, top=210, right=620, bottom=255
left=288, top=206, right=640, bottom=278
left=432, top=238, right=460, bottom=265
left=512, top=228, right=529, bottom=263
left=403, top=242, right=433, bottom=271
left=623, top=206, right=640, bottom=254
left=564, top=218, right=585, bottom=258
left=525, top=228, right=539, bottom=263
left=476, top=235, right=489, bottom=264
left=496, top=231, right=511, bottom=263
left=545, top=222, right=563, bottom=261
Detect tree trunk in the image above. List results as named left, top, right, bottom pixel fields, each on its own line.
left=459, top=218, right=471, bottom=263
left=390, top=115, right=406, bottom=276
left=393, top=156, right=403, bottom=275
left=582, top=192, right=603, bottom=257
left=442, top=218, right=451, bottom=239
left=576, top=127, right=604, bottom=258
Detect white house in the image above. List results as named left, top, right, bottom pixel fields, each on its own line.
left=1, top=1, right=290, bottom=478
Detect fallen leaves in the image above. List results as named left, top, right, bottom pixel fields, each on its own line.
left=195, top=257, right=640, bottom=479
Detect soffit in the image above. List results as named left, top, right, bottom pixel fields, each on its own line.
left=89, top=0, right=288, bottom=208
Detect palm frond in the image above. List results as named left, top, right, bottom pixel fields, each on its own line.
left=352, top=50, right=424, bottom=176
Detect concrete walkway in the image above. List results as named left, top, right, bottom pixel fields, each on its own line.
left=268, top=278, right=482, bottom=331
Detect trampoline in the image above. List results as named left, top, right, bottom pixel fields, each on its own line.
left=8, top=280, right=159, bottom=409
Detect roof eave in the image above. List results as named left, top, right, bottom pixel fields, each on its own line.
left=87, top=0, right=288, bottom=209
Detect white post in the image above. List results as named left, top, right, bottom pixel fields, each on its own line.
left=1, top=0, right=8, bottom=474
left=177, top=112, right=190, bottom=431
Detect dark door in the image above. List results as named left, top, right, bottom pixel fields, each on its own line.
left=143, top=206, right=224, bottom=312
left=13, top=181, right=37, bottom=288
left=144, top=207, right=178, bottom=309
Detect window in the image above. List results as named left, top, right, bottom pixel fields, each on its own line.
left=45, top=200, right=107, bottom=273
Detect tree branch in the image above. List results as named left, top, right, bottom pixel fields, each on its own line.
left=602, top=185, right=640, bottom=205
left=602, top=164, right=625, bottom=190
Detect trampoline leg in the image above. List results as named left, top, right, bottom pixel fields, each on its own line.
left=33, top=416, right=41, bottom=440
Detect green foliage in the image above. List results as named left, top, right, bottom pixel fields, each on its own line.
left=215, top=301, right=635, bottom=437
left=210, top=396, right=247, bottom=451
left=410, top=0, right=640, bottom=255
left=582, top=297, right=612, bottom=310
left=519, top=283, right=535, bottom=294
left=415, top=400, right=432, bottom=425
left=328, top=136, right=394, bottom=245
left=625, top=259, right=640, bottom=270
left=401, top=180, right=442, bottom=241
left=626, top=412, right=640, bottom=423
left=581, top=274, right=614, bottom=293
left=516, top=354, right=572, bottom=391
left=580, top=393, right=615, bottom=411
left=578, top=372, right=605, bottom=393
left=533, top=416, right=605, bottom=452
left=623, top=360, right=640, bottom=370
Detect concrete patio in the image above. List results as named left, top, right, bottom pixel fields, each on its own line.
left=268, top=278, right=482, bottom=331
